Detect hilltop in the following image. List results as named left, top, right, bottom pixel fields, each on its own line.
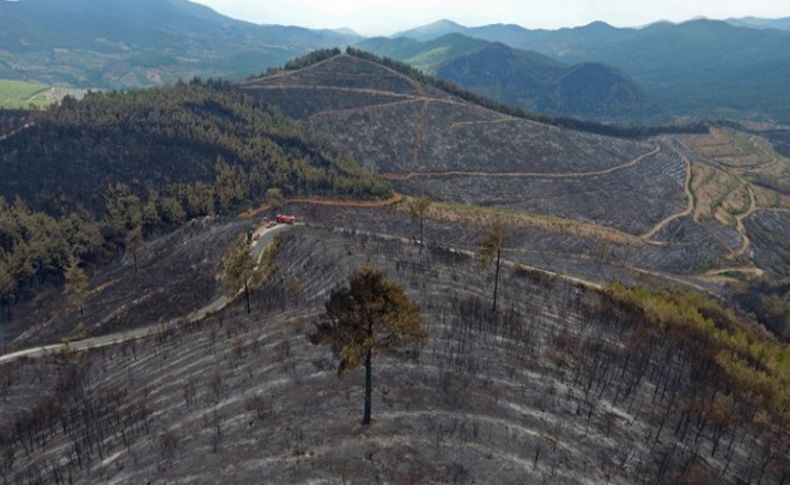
left=242, top=52, right=682, bottom=232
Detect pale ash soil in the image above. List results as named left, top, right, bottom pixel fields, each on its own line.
left=243, top=55, right=653, bottom=176
left=0, top=227, right=785, bottom=484
left=395, top=144, right=687, bottom=235
left=743, top=209, right=790, bottom=278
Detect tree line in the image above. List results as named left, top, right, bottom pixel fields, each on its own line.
left=259, top=48, right=343, bottom=77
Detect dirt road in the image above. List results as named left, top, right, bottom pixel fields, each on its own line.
left=0, top=222, right=294, bottom=365
left=640, top=154, right=695, bottom=240
left=0, top=122, right=34, bottom=142
left=384, top=144, right=662, bottom=181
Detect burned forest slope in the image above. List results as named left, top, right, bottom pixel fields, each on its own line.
left=241, top=53, right=688, bottom=236
left=0, top=225, right=787, bottom=484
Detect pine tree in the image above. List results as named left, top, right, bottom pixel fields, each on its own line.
left=477, top=219, right=509, bottom=313
left=222, top=234, right=256, bottom=314
left=215, top=158, right=248, bottom=212
left=310, top=266, right=428, bottom=425
left=265, top=188, right=285, bottom=218
left=0, top=255, right=15, bottom=321
left=125, top=225, right=143, bottom=273
left=407, top=196, right=431, bottom=256
left=64, top=256, right=88, bottom=317
left=142, top=191, right=162, bottom=234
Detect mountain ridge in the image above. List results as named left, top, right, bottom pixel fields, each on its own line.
left=356, top=35, right=658, bottom=121
left=394, top=18, right=790, bottom=122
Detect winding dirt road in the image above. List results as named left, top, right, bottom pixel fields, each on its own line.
left=728, top=184, right=758, bottom=260
left=640, top=154, right=695, bottom=240
left=0, top=222, right=294, bottom=365
left=384, top=144, right=662, bottom=181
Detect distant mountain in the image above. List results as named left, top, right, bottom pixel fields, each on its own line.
left=392, top=19, right=468, bottom=42
left=358, top=34, right=489, bottom=72
left=727, top=17, right=790, bottom=31
left=397, top=19, right=790, bottom=122
left=357, top=35, right=657, bottom=121
left=0, top=0, right=360, bottom=88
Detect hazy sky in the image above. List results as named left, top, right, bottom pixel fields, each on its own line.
left=195, top=0, right=790, bottom=35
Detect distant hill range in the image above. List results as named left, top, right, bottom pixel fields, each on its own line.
left=356, top=34, right=658, bottom=121
left=0, top=0, right=359, bottom=88
left=1, top=2, right=789, bottom=123
left=726, top=17, right=790, bottom=31
left=394, top=19, right=790, bottom=123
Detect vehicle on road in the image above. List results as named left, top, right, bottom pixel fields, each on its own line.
left=276, top=214, right=297, bottom=224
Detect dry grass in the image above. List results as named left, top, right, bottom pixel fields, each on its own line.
left=683, top=129, right=773, bottom=168
left=689, top=162, right=751, bottom=226
left=752, top=184, right=790, bottom=210
left=683, top=128, right=790, bottom=199
left=239, top=194, right=404, bottom=219
left=407, top=198, right=644, bottom=246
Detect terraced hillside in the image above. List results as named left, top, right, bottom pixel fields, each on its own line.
left=0, top=226, right=786, bottom=484
left=676, top=130, right=790, bottom=276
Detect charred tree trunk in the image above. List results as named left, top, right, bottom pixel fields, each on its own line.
left=492, top=248, right=501, bottom=313
left=419, top=218, right=425, bottom=257
left=244, top=281, right=250, bottom=314
left=362, top=347, right=372, bottom=425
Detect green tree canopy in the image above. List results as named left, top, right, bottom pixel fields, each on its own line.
left=125, top=224, right=143, bottom=273
left=0, top=254, right=15, bottom=319
left=265, top=188, right=285, bottom=217
left=222, top=234, right=257, bottom=314
left=64, top=256, right=88, bottom=316
left=310, top=266, right=428, bottom=424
